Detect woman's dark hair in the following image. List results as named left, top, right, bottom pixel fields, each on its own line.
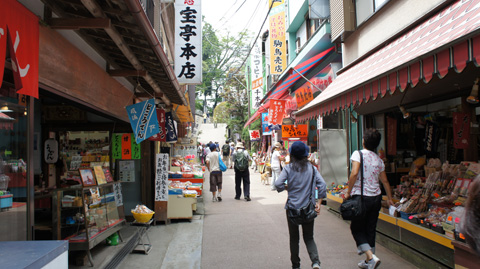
left=363, top=128, right=381, bottom=151
left=463, top=177, right=480, bottom=256
left=290, top=155, right=309, bottom=172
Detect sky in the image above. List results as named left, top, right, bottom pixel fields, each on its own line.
left=202, top=0, right=269, bottom=41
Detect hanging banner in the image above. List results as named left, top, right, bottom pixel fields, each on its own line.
left=112, top=133, right=141, bottom=160
left=148, top=109, right=167, bottom=142
left=126, top=99, right=160, bottom=144
left=250, top=38, right=264, bottom=111
left=113, top=182, right=123, bottom=206
left=121, top=134, right=132, bottom=159
left=295, top=85, right=314, bottom=109
left=249, top=130, right=261, bottom=141
left=269, top=0, right=287, bottom=75
left=165, top=111, right=178, bottom=143
left=262, top=112, right=272, bottom=135
left=0, top=0, right=39, bottom=98
left=453, top=112, right=470, bottom=149
left=282, top=124, right=308, bottom=138
left=174, top=0, right=202, bottom=84
left=424, top=121, right=439, bottom=155
left=112, top=134, right=122, bottom=160
left=155, top=154, right=169, bottom=201
left=386, top=117, right=397, bottom=156
left=268, top=99, right=285, bottom=125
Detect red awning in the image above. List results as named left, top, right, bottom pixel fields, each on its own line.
left=296, top=0, right=480, bottom=122
left=244, top=101, right=270, bottom=128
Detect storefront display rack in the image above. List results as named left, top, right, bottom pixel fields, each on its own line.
left=52, top=182, right=125, bottom=266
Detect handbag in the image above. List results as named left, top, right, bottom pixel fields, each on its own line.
left=286, top=165, right=317, bottom=225
left=218, top=152, right=227, bottom=172
left=340, top=150, right=365, bottom=221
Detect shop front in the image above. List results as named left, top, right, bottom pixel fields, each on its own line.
left=296, top=1, right=480, bottom=267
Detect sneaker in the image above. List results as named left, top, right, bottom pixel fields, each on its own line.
left=367, top=255, right=380, bottom=269
left=312, top=262, right=321, bottom=269
left=217, top=193, right=222, bottom=201
left=234, top=197, right=240, bottom=200
left=245, top=196, right=251, bottom=201
left=358, top=260, right=368, bottom=269
left=212, top=197, right=217, bottom=202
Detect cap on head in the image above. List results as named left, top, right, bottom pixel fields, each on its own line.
left=236, top=142, right=244, bottom=149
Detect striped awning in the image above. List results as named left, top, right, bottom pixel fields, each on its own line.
left=296, top=0, right=480, bottom=122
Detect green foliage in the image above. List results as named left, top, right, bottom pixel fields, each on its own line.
left=213, top=102, right=229, bottom=123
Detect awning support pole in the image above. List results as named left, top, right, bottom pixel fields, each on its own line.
left=292, top=68, right=323, bottom=93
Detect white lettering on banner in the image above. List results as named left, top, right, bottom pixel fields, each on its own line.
left=155, top=154, right=169, bottom=201
left=250, top=38, right=264, bottom=111
left=175, top=0, right=202, bottom=84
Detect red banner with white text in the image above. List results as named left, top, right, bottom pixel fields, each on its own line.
left=268, top=99, right=285, bottom=125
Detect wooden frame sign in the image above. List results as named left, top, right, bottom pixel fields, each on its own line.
left=79, top=168, right=97, bottom=187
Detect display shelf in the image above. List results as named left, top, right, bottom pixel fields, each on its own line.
left=168, top=177, right=204, bottom=184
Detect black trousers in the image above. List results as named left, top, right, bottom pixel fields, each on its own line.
left=234, top=169, right=250, bottom=198
left=287, top=212, right=320, bottom=268
left=350, top=194, right=382, bottom=254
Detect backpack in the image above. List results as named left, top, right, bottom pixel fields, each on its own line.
left=222, top=144, right=230, bottom=155
left=235, top=150, right=249, bottom=171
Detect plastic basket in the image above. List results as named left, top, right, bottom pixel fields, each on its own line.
left=131, top=211, right=154, bottom=223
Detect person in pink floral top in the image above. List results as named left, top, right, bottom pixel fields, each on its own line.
left=344, top=129, right=394, bottom=269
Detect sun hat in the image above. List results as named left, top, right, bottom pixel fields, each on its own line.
left=289, top=141, right=309, bottom=158
left=274, top=142, right=282, bottom=148
left=235, top=142, right=244, bottom=149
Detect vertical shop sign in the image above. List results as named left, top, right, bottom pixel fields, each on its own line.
left=113, top=182, right=123, bottom=206
left=113, top=134, right=141, bottom=160
left=148, top=109, right=167, bottom=142
left=126, top=99, right=160, bottom=143
left=295, top=85, right=313, bottom=109
left=121, top=134, right=132, bottom=159
left=386, top=117, right=397, bottom=156
left=175, top=0, right=202, bottom=84
left=112, top=134, right=122, bottom=160
left=453, top=112, right=471, bottom=149
left=424, top=121, right=439, bottom=155
left=44, top=139, right=58, bottom=164
left=269, top=0, right=286, bottom=75
left=250, top=38, right=264, bottom=111
left=249, top=130, right=261, bottom=141
left=0, top=0, right=39, bottom=98
left=268, top=99, right=285, bottom=125
left=155, top=154, right=169, bottom=201
left=262, top=112, right=272, bottom=135
left=165, top=111, right=178, bottom=143
left=132, top=139, right=141, bottom=159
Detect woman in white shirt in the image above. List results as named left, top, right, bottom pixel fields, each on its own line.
left=270, top=142, right=284, bottom=190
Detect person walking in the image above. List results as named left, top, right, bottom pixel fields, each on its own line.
left=204, top=143, right=211, bottom=167
left=270, top=142, right=285, bottom=190
left=344, top=128, right=394, bottom=269
left=274, top=141, right=326, bottom=269
left=221, top=141, right=231, bottom=170
left=197, top=142, right=203, bottom=164
left=206, top=144, right=223, bottom=202
left=232, top=142, right=252, bottom=201
left=203, top=112, right=207, bottom=124
left=229, top=142, right=235, bottom=169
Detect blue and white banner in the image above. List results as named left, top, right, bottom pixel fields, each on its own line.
left=262, top=112, right=272, bottom=135
left=126, top=99, right=160, bottom=144
left=165, top=111, right=178, bottom=143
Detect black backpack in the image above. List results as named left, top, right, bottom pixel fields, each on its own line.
left=222, top=144, right=230, bottom=155
left=235, top=150, right=249, bottom=171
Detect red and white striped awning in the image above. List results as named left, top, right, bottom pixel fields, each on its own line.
left=296, top=0, right=480, bottom=122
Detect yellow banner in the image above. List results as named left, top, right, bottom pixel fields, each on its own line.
left=269, top=0, right=284, bottom=9
left=269, top=10, right=287, bottom=75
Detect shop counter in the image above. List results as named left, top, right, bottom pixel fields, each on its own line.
left=167, top=195, right=196, bottom=220
left=452, top=240, right=480, bottom=269
left=0, top=240, right=68, bottom=268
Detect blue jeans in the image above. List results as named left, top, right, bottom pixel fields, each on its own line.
left=287, top=211, right=320, bottom=268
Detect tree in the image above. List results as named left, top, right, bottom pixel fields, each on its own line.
left=197, top=19, right=250, bottom=116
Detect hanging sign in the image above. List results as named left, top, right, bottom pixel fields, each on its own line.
left=268, top=99, right=285, bottom=125
left=148, top=109, right=167, bottom=142
left=174, top=0, right=202, bottom=84
left=424, top=121, right=439, bottom=155
left=249, top=130, right=261, bottom=141
left=44, top=139, right=58, bottom=164
left=0, top=0, right=39, bottom=98
left=126, top=99, right=160, bottom=144
left=155, top=154, right=169, bottom=201
left=453, top=112, right=470, bottom=149
left=165, top=111, right=178, bottom=143
left=250, top=38, right=264, bottom=111
left=113, top=182, right=123, bottom=206
left=295, top=85, right=314, bottom=109
left=262, top=112, right=272, bottom=135
left=386, top=117, right=397, bottom=156
left=269, top=0, right=287, bottom=75
left=112, top=133, right=141, bottom=160
left=122, top=134, right=132, bottom=159
left=282, top=124, right=308, bottom=138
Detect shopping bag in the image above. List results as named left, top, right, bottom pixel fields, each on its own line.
left=218, top=153, right=227, bottom=172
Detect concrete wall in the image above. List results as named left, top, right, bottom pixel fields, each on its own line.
left=342, top=0, right=446, bottom=66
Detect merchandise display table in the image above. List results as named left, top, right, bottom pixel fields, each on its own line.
left=131, top=220, right=153, bottom=254
left=167, top=195, right=197, bottom=220
left=0, top=240, right=68, bottom=268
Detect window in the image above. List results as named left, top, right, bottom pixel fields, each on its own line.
left=356, top=0, right=389, bottom=26
left=296, top=37, right=301, bottom=53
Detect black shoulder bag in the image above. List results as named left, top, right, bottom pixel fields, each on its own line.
left=286, top=165, right=318, bottom=225
left=340, top=151, right=365, bottom=221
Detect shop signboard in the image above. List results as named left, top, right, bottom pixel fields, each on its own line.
left=165, top=111, right=178, bottom=143
left=112, top=134, right=141, bottom=160
left=148, top=109, right=167, bottom=142
left=0, top=0, right=39, bottom=98
left=269, top=0, right=286, bottom=75
left=113, top=182, right=123, bottom=206
left=250, top=38, right=264, bottom=111
left=249, top=130, right=261, bottom=141
left=126, top=99, right=160, bottom=144
left=44, top=138, right=58, bottom=164
left=262, top=112, right=272, bottom=135
left=453, top=112, right=470, bottom=149
left=386, top=117, right=397, bottom=156
left=282, top=124, right=308, bottom=139
left=174, top=0, right=202, bottom=84
left=155, top=153, right=169, bottom=202
left=268, top=99, right=285, bottom=125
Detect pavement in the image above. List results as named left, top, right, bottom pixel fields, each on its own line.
left=73, top=167, right=418, bottom=268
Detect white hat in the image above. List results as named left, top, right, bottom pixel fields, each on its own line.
left=235, top=142, right=244, bottom=149
left=274, top=142, right=282, bottom=148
